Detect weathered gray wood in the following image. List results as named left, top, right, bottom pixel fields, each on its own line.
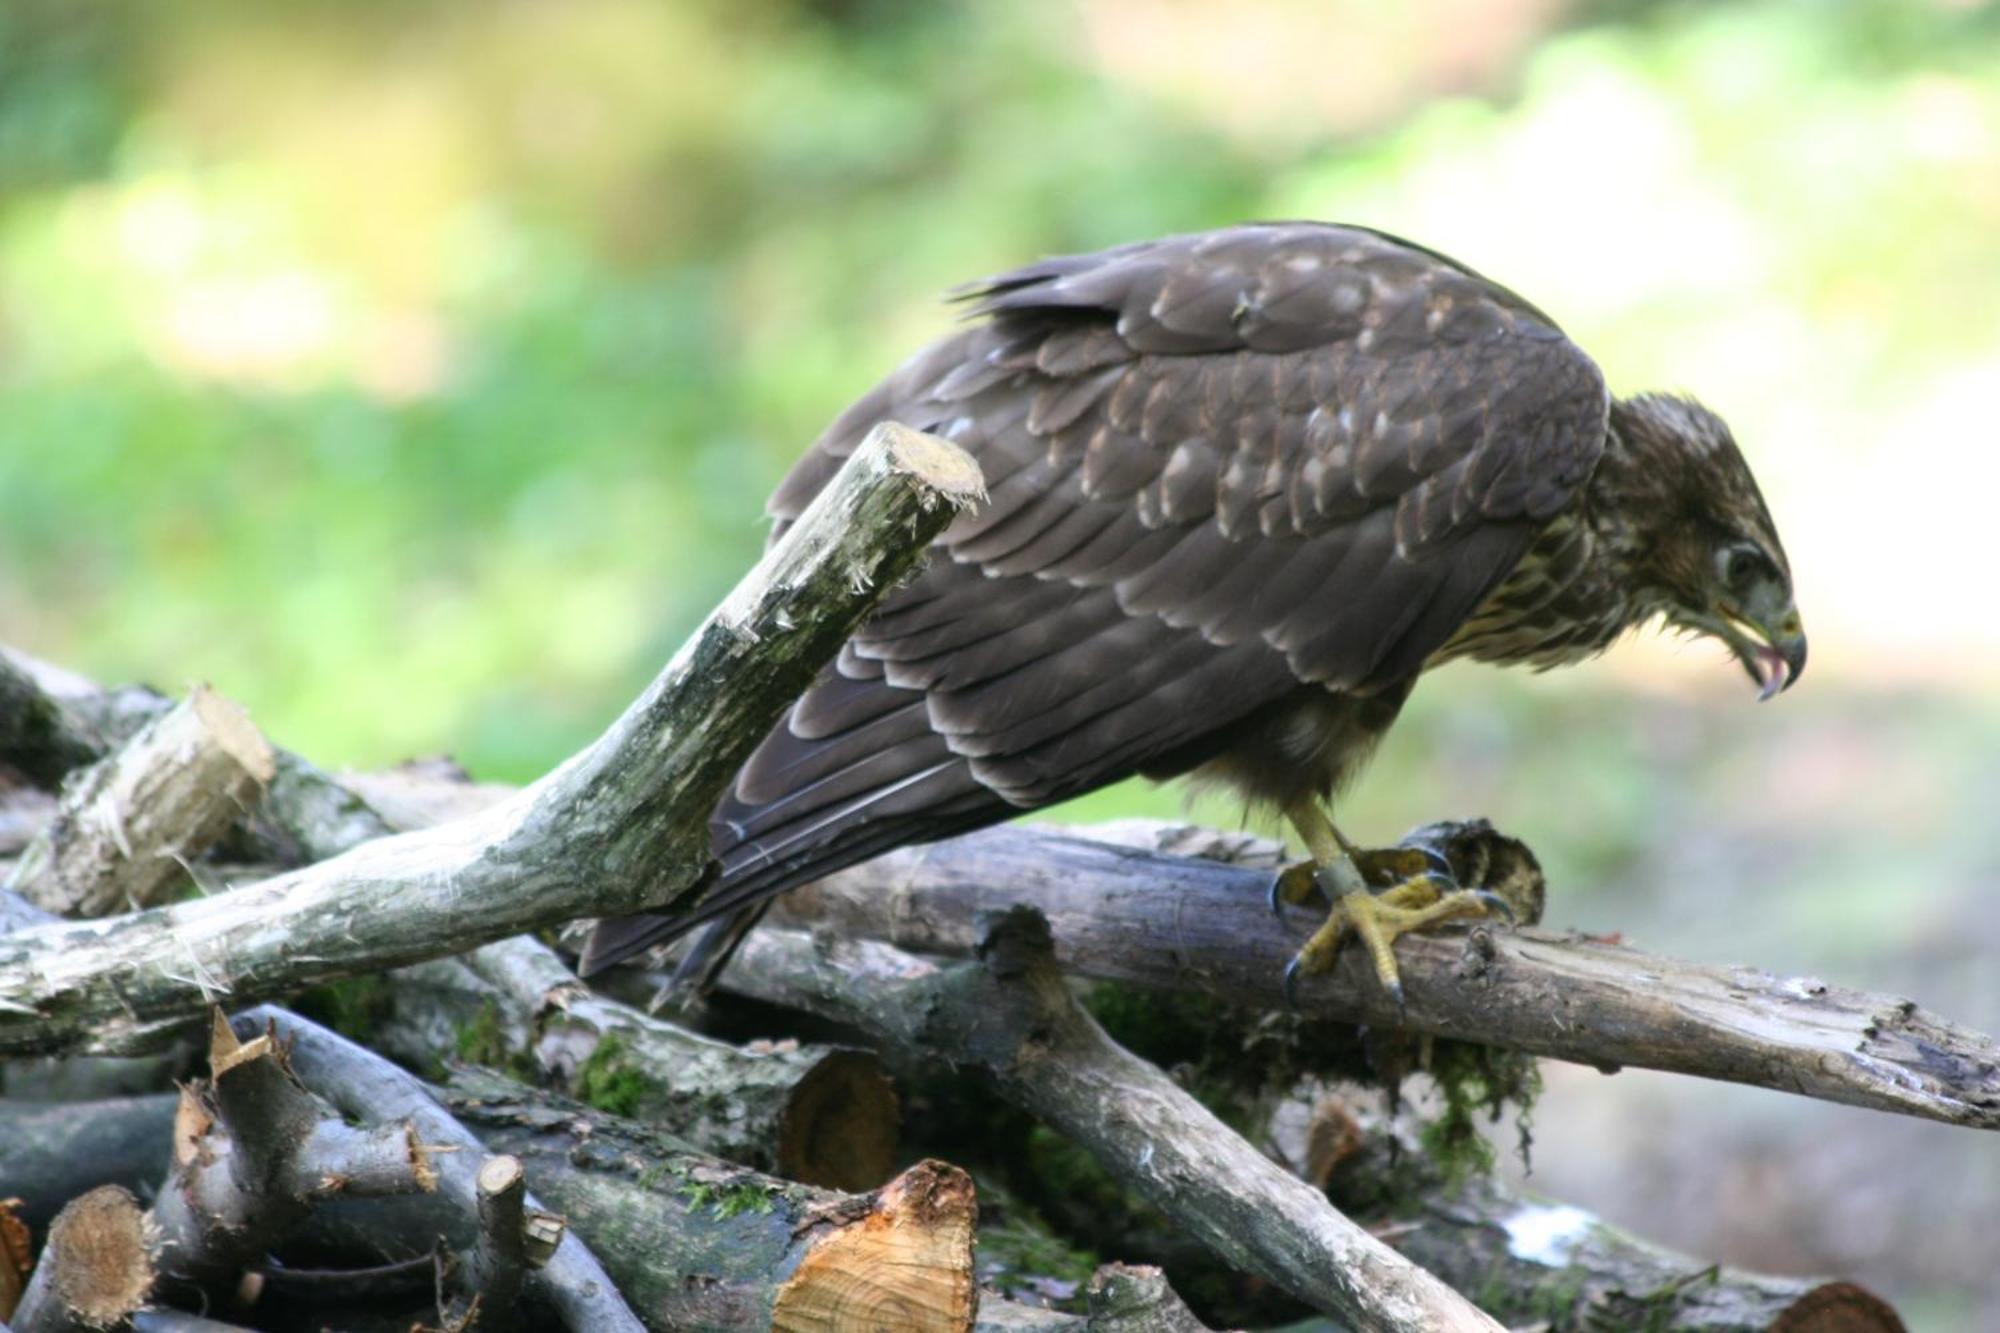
left=148, top=1013, right=439, bottom=1295
left=7, top=686, right=274, bottom=918
left=771, top=820, right=2000, bottom=1130
left=442, top=1069, right=981, bottom=1331
left=10, top=1186, right=155, bottom=1333
left=0, top=1093, right=177, bottom=1234
left=724, top=910, right=1504, bottom=1333
left=381, top=932, right=899, bottom=1190
left=0, top=423, right=983, bottom=1055
left=248, top=1006, right=646, bottom=1333
left=1272, top=1094, right=1906, bottom=1333
left=442, top=1069, right=1206, bottom=1332
left=0, top=656, right=100, bottom=791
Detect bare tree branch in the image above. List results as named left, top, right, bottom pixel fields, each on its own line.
left=0, top=422, right=984, bottom=1055
left=439, top=1067, right=1206, bottom=1332
left=248, top=1006, right=647, bottom=1333
left=770, top=820, right=2000, bottom=1130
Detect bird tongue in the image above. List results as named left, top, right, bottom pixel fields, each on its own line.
left=1754, top=644, right=1788, bottom=702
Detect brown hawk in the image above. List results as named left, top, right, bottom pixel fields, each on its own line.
left=580, top=222, right=1805, bottom=1002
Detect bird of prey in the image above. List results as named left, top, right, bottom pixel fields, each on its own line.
left=580, top=221, right=1806, bottom=1003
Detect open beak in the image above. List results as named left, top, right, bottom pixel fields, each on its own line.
left=1713, top=605, right=1808, bottom=701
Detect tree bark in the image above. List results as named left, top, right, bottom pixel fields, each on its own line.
left=0, top=422, right=984, bottom=1056
left=242, top=1007, right=640, bottom=1333
left=769, top=820, right=2000, bottom=1130
left=0, top=1094, right=177, bottom=1235
left=722, top=911, right=1505, bottom=1333
left=0, top=657, right=100, bottom=793
left=7, top=686, right=274, bottom=918
left=1285, top=1094, right=1908, bottom=1333
left=440, top=1070, right=1211, bottom=1333
left=377, top=932, right=899, bottom=1191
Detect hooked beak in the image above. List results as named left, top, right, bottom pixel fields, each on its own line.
left=1710, top=604, right=1808, bottom=701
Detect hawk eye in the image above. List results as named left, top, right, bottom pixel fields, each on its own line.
left=1717, top=543, right=1768, bottom=591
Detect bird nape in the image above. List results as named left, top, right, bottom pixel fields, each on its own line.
left=579, top=221, right=1806, bottom=1008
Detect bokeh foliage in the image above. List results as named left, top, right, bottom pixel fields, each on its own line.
left=5, top=0, right=1996, bottom=785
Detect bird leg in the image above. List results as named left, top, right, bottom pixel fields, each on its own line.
left=1276, top=802, right=1513, bottom=1010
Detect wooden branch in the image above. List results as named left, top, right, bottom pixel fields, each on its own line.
left=459, top=1154, right=562, bottom=1333
left=0, top=656, right=100, bottom=792
left=0, top=1093, right=177, bottom=1235
left=249, top=1006, right=647, bottom=1333
left=6, top=686, right=274, bottom=917
left=10, top=1186, right=155, bottom=1333
left=722, top=911, right=1503, bottom=1333
left=0, top=422, right=983, bottom=1055
left=769, top=820, right=2000, bottom=1130
left=380, top=932, right=899, bottom=1190
left=1271, top=1093, right=1906, bottom=1333
left=441, top=1067, right=1114, bottom=1333
left=148, top=1012, right=439, bottom=1299
left=0, top=646, right=391, bottom=870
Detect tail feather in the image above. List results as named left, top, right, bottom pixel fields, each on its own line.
left=575, top=800, right=1000, bottom=982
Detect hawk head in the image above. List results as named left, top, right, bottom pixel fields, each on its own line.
left=1610, top=393, right=1807, bottom=700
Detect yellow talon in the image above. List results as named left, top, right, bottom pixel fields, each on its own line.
left=1279, top=803, right=1514, bottom=1009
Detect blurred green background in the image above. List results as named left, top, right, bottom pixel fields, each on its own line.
left=3, top=0, right=1997, bottom=1324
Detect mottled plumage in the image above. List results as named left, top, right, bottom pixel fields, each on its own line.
left=580, top=222, right=1802, bottom=981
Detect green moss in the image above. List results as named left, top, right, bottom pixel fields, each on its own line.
left=977, top=1217, right=1099, bottom=1310
left=572, top=1032, right=655, bottom=1118
left=682, top=1179, right=777, bottom=1217
left=449, top=999, right=537, bottom=1081
left=1083, top=982, right=1375, bottom=1129
left=1418, top=1040, right=1541, bottom=1186
left=293, top=974, right=395, bottom=1043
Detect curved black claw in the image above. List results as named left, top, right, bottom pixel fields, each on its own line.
left=1416, top=845, right=1457, bottom=885
left=1282, top=956, right=1304, bottom=1009
left=1470, top=889, right=1516, bottom=925
left=1267, top=872, right=1289, bottom=920
left=1384, top=979, right=1407, bottom=1021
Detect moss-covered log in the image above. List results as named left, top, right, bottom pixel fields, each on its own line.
left=443, top=1068, right=976, bottom=1331
left=376, top=932, right=899, bottom=1190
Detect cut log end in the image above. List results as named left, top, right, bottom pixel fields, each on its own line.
left=38, top=1185, right=156, bottom=1326
left=872, top=421, right=988, bottom=507
left=777, top=1050, right=900, bottom=1193
left=0, top=1198, right=30, bottom=1323
left=772, top=1159, right=976, bottom=1333
left=1772, top=1282, right=1909, bottom=1333
left=188, top=685, right=277, bottom=786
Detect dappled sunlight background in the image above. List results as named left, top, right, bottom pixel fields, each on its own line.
left=3, top=0, right=1997, bottom=1325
